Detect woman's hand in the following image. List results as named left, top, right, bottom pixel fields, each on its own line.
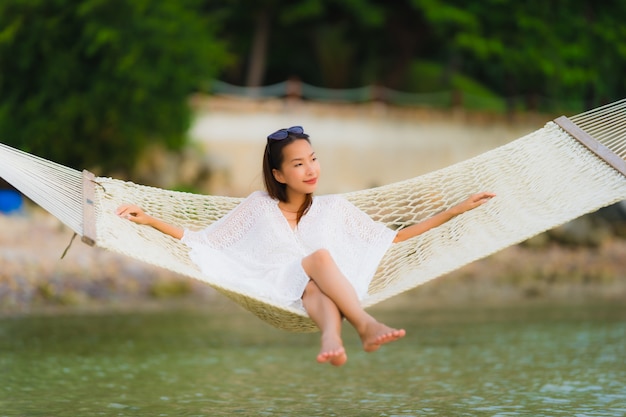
left=450, top=191, right=496, bottom=216
left=115, top=204, right=184, bottom=239
left=393, top=191, right=495, bottom=243
left=116, top=204, right=153, bottom=225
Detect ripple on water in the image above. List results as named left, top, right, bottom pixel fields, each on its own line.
left=1, top=303, right=625, bottom=417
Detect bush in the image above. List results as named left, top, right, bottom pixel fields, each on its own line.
left=0, top=0, right=230, bottom=175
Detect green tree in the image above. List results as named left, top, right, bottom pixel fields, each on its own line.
left=212, top=0, right=386, bottom=88
left=0, top=0, right=230, bottom=175
left=410, top=0, right=626, bottom=111
left=212, top=0, right=626, bottom=111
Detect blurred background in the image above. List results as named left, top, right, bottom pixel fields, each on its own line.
left=1, top=3, right=626, bottom=415
left=2, top=0, right=626, bottom=181
left=1, top=0, right=626, bottom=312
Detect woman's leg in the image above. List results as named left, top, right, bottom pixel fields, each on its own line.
left=302, top=281, right=347, bottom=366
left=301, top=249, right=405, bottom=353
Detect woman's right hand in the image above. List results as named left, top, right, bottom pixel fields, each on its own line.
left=115, top=204, right=184, bottom=239
left=116, top=204, right=153, bottom=225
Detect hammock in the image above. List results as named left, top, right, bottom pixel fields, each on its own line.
left=1, top=100, right=626, bottom=332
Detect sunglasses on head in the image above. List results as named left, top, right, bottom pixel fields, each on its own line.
left=267, top=126, right=304, bottom=140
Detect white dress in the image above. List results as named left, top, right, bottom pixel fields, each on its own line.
left=181, top=191, right=397, bottom=308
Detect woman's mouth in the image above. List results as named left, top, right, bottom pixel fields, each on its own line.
left=304, top=178, right=317, bottom=185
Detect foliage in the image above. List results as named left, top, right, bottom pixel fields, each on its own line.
left=214, top=0, right=626, bottom=112
left=0, top=0, right=230, bottom=174
left=1, top=0, right=625, bottom=173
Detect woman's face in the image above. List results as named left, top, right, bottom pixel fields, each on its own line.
left=273, top=139, right=320, bottom=196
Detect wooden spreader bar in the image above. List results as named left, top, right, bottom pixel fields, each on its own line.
left=81, top=170, right=97, bottom=246
left=554, top=115, right=626, bottom=178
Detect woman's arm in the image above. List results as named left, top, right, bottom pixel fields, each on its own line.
left=116, top=204, right=184, bottom=240
left=393, top=191, right=495, bottom=243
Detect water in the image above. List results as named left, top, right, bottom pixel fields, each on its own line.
left=1, top=302, right=624, bottom=416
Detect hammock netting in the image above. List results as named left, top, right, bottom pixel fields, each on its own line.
left=1, top=100, right=626, bottom=332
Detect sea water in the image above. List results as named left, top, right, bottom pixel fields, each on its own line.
left=1, top=302, right=624, bottom=416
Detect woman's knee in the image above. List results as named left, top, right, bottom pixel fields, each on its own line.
left=308, top=249, right=333, bottom=265
left=302, top=248, right=336, bottom=277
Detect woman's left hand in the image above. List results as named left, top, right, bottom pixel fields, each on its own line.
left=452, top=191, right=496, bottom=215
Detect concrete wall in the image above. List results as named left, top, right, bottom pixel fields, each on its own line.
left=189, top=96, right=552, bottom=197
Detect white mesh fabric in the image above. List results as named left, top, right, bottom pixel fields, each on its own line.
left=2, top=113, right=626, bottom=332
left=348, top=122, right=626, bottom=307
left=92, top=121, right=626, bottom=330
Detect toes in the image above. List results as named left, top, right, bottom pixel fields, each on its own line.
left=317, top=348, right=347, bottom=366
left=363, top=328, right=406, bottom=352
left=330, top=353, right=347, bottom=367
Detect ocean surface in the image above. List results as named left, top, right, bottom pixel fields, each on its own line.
left=1, top=301, right=625, bottom=416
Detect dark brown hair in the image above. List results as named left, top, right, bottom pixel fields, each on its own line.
left=263, top=131, right=312, bottom=223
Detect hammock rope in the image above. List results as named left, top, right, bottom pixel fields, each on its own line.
left=1, top=100, right=626, bottom=332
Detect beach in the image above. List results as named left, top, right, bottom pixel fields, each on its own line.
left=2, top=204, right=624, bottom=316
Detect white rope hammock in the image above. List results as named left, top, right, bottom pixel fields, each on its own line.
left=2, top=100, right=626, bottom=332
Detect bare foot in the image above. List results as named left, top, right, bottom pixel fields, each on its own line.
left=317, top=335, right=348, bottom=366
left=360, top=321, right=406, bottom=352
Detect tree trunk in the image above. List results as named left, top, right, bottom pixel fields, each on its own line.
left=246, top=9, right=270, bottom=88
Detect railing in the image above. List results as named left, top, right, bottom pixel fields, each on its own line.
left=209, top=79, right=586, bottom=114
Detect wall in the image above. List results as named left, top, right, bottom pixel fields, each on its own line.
left=189, top=96, right=553, bottom=197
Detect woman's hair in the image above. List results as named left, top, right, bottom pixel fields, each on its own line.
left=263, top=131, right=312, bottom=223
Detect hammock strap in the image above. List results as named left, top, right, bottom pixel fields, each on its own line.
left=60, top=232, right=78, bottom=259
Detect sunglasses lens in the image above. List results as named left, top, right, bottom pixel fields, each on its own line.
left=267, top=126, right=304, bottom=140
left=268, top=130, right=289, bottom=140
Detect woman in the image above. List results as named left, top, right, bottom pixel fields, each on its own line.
left=117, top=126, right=495, bottom=366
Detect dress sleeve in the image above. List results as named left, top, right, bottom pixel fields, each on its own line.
left=335, top=195, right=398, bottom=246
left=181, top=191, right=262, bottom=249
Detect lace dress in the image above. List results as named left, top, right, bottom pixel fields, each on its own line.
left=181, top=191, right=397, bottom=309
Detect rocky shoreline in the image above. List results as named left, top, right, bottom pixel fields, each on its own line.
left=0, top=207, right=215, bottom=315
left=1, top=206, right=625, bottom=316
